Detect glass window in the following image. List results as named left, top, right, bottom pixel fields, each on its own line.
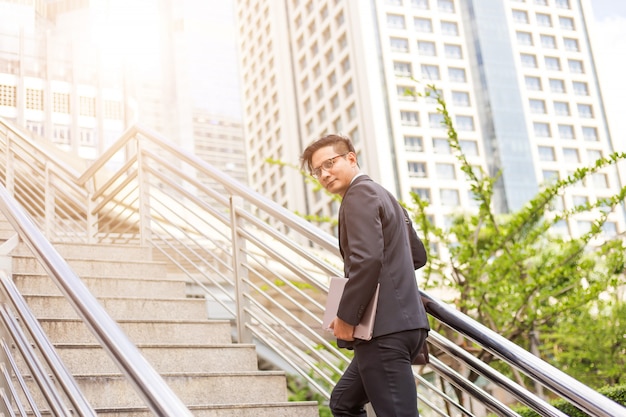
left=568, top=59, right=584, bottom=74
left=448, top=67, right=467, bottom=82
left=542, top=170, right=560, bottom=183
left=591, top=173, right=608, bottom=188
left=387, top=14, right=406, bottom=29
left=529, top=99, right=546, bottom=114
left=540, top=34, right=556, bottom=48
left=441, top=21, right=459, bottom=35
left=408, top=161, right=427, bottom=177
left=549, top=78, right=566, bottom=93
left=587, top=149, right=602, bottom=161
left=390, top=37, right=409, bottom=52
left=440, top=189, right=460, bottom=206
left=558, top=124, right=575, bottom=139
left=513, top=10, right=529, bottom=23
left=333, top=116, right=343, bottom=132
left=452, top=91, right=470, bottom=106
left=421, top=64, right=441, bottom=80
left=534, top=122, right=551, bottom=137
left=562, top=147, right=580, bottom=163
left=525, top=76, right=542, bottom=90
left=397, top=85, right=417, bottom=100
left=444, top=44, right=463, bottom=59
left=517, top=31, right=533, bottom=45
left=429, top=112, right=445, bottom=128
left=412, top=187, right=431, bottom=201
left=459, top=140, right=478, bottom=156
left=418, top=41, right=436, bottom=56
left=556, top=0, right=570, bottom=8
left=577, top=220, right=592, bottom=234
left=559, top=16, right=575, bottom=30
left=577, top=103, right=593, bottom=118
left=572, top=195, right=589, bottom=207
left=602, top=222, right=617, bottom=237
left=414, top=17, right=433, bottom=32
left=545, top=56, right=561, bottom=71
left=538, top=146, right=555, bottom=161
left=521, top=53, right=538, bottom=68
left=582, top=126, right=598, bottom=141
left=344, top=80, right=354, bottom=96
left=394, top=61, right=412, bottom=76
left=438, top=0, right=454, bottom=12
left=573, top=81, right=589, bottom=96
left=554, top=101, right=570, bottom=116
left=433, top=138, right=451, bottom=154
left=405, top=136, right=423, bottom=151
left=52, top=125, right=71, bottom=145
left=436, top=163, right=456, bottom=179
left=411, top=0, right=429, bottom=9
left=401, top=111, right=420, bottom=125
left=456, top=115, right=474, bottom=131
left=564, top=37, right=579, bottom=51
left=536, top=13, right=552, bottom=26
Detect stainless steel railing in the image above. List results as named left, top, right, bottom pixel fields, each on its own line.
left=0, top=117, right=623, bottom=417
left=0, top=183, right=194, bottom=416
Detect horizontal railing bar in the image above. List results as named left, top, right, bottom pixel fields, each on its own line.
left=422, top=291, right=626, bottom=417
left=0, top=184, right=195, bottom=417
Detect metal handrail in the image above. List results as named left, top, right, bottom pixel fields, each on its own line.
left=0, top=184, right=194, bottom=416
left=0, top=117, right=624, bottom=417
left=422, top=292, right=626, bottom=417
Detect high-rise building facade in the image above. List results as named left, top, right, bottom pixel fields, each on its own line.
left=234, top=0, right=625, bottom=238
left=0, top=0, right=249, bottom=185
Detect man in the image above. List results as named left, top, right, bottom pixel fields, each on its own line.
left=300, top=134, right=430, bottom=417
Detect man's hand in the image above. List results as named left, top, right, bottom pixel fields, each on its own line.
left=329, top=317, right=355, bottom=341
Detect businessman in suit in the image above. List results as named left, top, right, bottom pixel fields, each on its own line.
left=301, top=134, right=430, bottom=417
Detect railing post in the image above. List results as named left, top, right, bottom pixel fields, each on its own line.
left=137, top=141, right=151, bottom=246
left=5, top=136, right=14, bottom=196
left=44, top=164, right=54, bottom=238
left=230, top=196, right=252, bottom=343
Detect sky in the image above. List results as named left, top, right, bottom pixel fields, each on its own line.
left=589, top=0, right=626, bottom=152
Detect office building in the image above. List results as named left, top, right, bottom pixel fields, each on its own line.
left=234, top=0, right=625, bottom=238
left=0, top=0, right=248, bottom=184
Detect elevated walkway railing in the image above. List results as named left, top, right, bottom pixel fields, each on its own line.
left=0, top=118, right=624, bottom=416
left=0, top=182, right=194, bottom=416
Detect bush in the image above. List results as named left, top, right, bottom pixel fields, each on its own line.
left=514, top=385, right=626, bottom=417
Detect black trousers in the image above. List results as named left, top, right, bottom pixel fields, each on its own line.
left=329, top=328, right=428, bottom=417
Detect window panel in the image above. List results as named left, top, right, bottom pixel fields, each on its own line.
left=525, top=76, right=542, bottom=90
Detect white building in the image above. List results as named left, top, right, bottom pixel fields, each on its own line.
left=0, top=0, right=248, bottom=184
left=234, top=0, right=625, bottom=238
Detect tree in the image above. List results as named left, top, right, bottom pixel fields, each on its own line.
left=409, top=85, right=626, bottom=392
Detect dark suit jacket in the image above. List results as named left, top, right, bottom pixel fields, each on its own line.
left=336, top=175, right=430, bottom=347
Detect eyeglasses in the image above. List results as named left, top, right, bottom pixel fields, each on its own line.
left=311, top=153, right=348, bottom=178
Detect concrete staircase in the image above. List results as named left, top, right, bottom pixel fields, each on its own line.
left=8, top=238, right=320, bottom=416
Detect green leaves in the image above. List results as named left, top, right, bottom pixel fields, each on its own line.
left=407, top=84, right=626, bottom=388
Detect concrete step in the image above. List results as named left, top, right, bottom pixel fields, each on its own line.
left=12, top=256, right=167, bottom=279
left=94, top=402, right=321, bottom=417
left=54, top=344, right=260, bottom=374
left=11, top=242, right=154, bottom=262
left=13, top=273, right=186, bottom=298
left=13, top=274, right=186, bottom=298
left=38, top=318, right=233, bottom=345
left=69, top=372, right=295, bottom=408
left=23, top=295, right=208, bottom=321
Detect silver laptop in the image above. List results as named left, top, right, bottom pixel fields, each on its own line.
left=322, top=276, right=379, bottom=341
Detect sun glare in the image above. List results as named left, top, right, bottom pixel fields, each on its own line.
left=90, top=0, right=162, bottom=74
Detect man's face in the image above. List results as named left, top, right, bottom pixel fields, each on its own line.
left=310, top=145, right=357, bottom=197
